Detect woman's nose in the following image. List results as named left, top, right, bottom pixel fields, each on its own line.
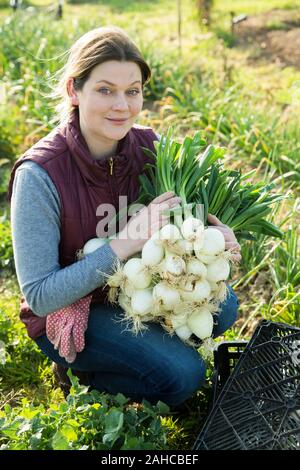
left=111, top=93, right=129, bottom=111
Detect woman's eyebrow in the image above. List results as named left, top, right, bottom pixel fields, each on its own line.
left=96, top=80, right=142, bottom=86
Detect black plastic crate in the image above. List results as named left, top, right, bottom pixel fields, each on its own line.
left=211, top=340, right=248, bottom=405
left=194, top=320, right=300, bottom=450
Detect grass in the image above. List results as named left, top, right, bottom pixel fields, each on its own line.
left=0, top=0, right=299, bottom=450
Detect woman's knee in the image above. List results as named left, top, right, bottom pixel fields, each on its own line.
left=158, top=354, right=206, bottom=407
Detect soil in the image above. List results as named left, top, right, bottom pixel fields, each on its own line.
left=232, top=8, right=300, bottom=69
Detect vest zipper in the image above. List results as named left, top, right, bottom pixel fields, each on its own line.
left=109, top=157, right=114, bottom=176
left=107, top=157, right=119, bottom=229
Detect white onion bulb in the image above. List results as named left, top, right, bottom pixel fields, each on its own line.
left=153, top=282, right=181, bottom=311
left=181, top=279, right=211, bottom=302
left=175, top=324, right=193, bottom=341
left=83, top=237, right=107, bottom=255
left=165, top=253, right=186, bottom=276
left=207, top=258, right=230, bottom=283
left=200, top=228, right=225, bottom=255
left=131, top=289, right=154, bottom=316
left=175, top=238, right=194, bottom=255
left=194, top=228, right=226, bottom=264
left=181, top=217, right=204, bottom=242
left=142, top=239, right=164, bottom=266
left=195, top=252, right=217, bottom=265
left=159, top=224, right=182, bottom=242
left=187, top=307, right=214, bottom=340
left=186, top=258, right=207, bottom=278
left=123, top=258, right=151, bottom=289
left=169, top=312, right=187, bottom=329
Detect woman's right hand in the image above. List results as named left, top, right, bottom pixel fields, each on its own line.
left=109, top=191, right=181, bottom=260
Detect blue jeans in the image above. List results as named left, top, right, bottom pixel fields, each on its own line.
left=35, top=286, right=239, bottom=407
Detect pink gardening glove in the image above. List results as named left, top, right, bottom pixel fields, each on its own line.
left=46, top=295, right=93, bottom=363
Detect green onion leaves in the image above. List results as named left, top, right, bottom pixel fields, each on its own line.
left=140, top=127, right=286, bottom=241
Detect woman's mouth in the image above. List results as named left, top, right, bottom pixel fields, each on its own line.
left=106, top=117, right=128, bottom=125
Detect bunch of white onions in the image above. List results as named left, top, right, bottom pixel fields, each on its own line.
left=81, top=214, right=236, bottom=355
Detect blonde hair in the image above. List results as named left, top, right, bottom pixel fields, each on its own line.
left=51, top=26, right=151, bottom=123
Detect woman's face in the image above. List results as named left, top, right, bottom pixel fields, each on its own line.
left=71, top=60, right=144, bottom=144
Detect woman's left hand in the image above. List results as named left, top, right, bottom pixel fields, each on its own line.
left=207, top=214, right=242, bottom=263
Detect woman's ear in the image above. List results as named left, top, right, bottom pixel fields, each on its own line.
left=66, top=78, right=79, bottom=106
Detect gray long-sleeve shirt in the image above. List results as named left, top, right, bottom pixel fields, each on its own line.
left=10, top=160, right=119, bottom=317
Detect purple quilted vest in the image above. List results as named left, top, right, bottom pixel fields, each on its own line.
left=7, top=108, right=157, bottom=339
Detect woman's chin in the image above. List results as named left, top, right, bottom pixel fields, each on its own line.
left=104, top=126, right=131, bottom=141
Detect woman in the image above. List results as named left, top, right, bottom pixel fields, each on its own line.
left=8, top=26, right=241, bottom=408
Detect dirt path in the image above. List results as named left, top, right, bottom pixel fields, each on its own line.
left=233, top=8, right=300, bottom=69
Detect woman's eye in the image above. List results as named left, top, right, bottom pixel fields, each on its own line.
left=127, top=89, right=140, bottom=96
left=99, top=88, right=111, bottom=95
left=98, top=88, right=140, bottom=96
